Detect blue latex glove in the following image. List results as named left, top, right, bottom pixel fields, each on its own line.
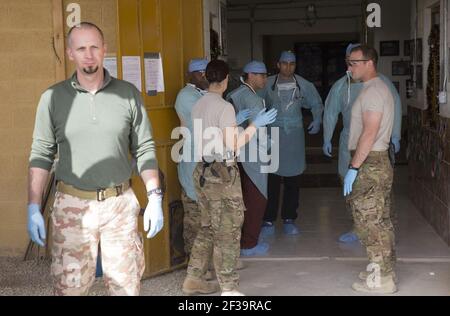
left=27, top=204, right=46, bottom=247
left=236, top=109, right=251, bottom=125
left=343, top=169, right=358, bottom=196
left=144, top=194, right=164, bottom=238
left=391, top=137, right=400, bottom=154
left=323, top=141, right=332, bottom=157
left=252, top=108, right=277, bottom=128
left=307, top=120, right=321, bottom=134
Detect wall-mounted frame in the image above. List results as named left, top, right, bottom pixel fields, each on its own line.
left=380, top=40, right=400, bottom=56
left=392, top=60, right=410, bottom=76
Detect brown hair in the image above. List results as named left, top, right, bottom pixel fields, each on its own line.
left=206, top=60, right=229, bottom=83
left=351, top=45, right=378, bottom=67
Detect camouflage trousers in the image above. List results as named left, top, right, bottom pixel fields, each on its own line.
left=50, top=188, right=145, bottom=296
left=347, top=151, right=396, bottom=275
left=181, top=189, right=201, bottom=255
left=187, top=161, right=245, bottom=291
left=341, top=177, right=398, bottom=234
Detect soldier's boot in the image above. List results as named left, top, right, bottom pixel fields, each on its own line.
left=182, top=276, right=220, bottom=295
left=203, top=270, right=215, bottom=281
left=236, top=259, right=246, bottom=270
left=221, top=289, right=245, bottom=296
left=359, top=270, right=398, bottom=283
left=352, top=274, right=397, bottom=294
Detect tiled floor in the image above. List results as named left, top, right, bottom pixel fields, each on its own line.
left=237, top=165, right=450, bottom=295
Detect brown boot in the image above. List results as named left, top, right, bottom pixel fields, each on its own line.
left=203, top=270, right=215, bottom=281
left=359, top=271, right=397, bottom=283
left=236, top=259, right=246, bottom=270
left=352, top=274, right=397, bottom=294
left=182, top=276, right=219, bottom=295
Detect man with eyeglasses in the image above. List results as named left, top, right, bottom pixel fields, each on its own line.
left=342, top=45, right=397, bottom=294
left=323, top=43, right=402, bottom=244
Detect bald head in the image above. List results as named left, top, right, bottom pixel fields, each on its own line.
left=67, top=22, right=104, bottom=47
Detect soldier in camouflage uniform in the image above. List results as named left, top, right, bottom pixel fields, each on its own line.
left=27, top=23, right=162, bottom=296
left=343, top=45, right=397, bottom=294
left=182, top=60, right=276, bottom=296
left=174, top=58, right=209, bottom=255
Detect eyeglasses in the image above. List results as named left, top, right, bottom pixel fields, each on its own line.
left=346, top=59, right=369, bottom=66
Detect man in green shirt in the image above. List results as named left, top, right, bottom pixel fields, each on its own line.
left=27, top=22, right=162, bottom=296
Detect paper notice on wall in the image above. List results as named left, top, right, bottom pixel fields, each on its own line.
left=144, top=53, right=165, bottom=96
left=122, top=56, right=142, bottom=92
left=104, top=56, right=117, bottom=78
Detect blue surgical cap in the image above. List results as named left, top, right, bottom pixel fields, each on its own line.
left=243, top=60, right=267, bottom=74
left=279, top=51, right=296, bottom=63
left=346, top=43, right=361, bottom=56
left=188, top=58, right=208, bottom=72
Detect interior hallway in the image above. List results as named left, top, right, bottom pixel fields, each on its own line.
left=236, top=162, right=450, bottom=295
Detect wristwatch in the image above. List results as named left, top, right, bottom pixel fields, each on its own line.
left=147, top=187, right=164, bottom=196
left=348, top=164, right=359, bottom=171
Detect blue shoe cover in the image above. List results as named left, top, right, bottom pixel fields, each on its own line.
left=260, top=222, right=275, bottom=237
left=283, top=220, right=300, bottom=235
left=338, top=231, right=359, bottom=243
left=240, top=242, right=269, bottom=256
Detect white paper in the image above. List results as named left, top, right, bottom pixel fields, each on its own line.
left=103, top=56, right=117, bottom=78
left=122, top=56, right=142, bottom=92
left=144, top=53, right=165, bottom=95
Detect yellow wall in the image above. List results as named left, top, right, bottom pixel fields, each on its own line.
left=0, top=0, right=56, bottom=256
left=63, top=0, right=117, bottom=76
left=0, top=0, right=204, bottom=271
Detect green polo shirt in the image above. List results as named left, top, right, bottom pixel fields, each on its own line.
left=29, top=69, right=158, bottom=190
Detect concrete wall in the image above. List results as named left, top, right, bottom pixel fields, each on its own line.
left=408, top=0, right=450, bottom=246
left=227, top=0, right=411, bottom=113
left=227, top=1, right=362, bottom=70
left=0, top=0, right=117, bottom=256
left=373, top=0, right=411, bottom=115
left=0, top=0, right=55, bottom=256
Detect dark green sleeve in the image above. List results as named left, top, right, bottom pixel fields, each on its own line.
left=29, top=90, right=57, bottom=171
left=129, top=90, right=158, bottom=173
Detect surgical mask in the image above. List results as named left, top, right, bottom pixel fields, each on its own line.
left=277, top=82, right=298, bottom=110
left=277, top=82, right=297, bottom=91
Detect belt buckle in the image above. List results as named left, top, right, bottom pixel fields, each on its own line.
left=96, top=189, right=106, bottom=201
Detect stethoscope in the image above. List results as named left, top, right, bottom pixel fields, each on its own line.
left=239, top=78, right=266, bottom=108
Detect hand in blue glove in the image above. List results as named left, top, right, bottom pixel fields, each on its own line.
left=323, top=141, right=332, bottom=157
left=27, top=204, right=46, bottom=247
left=307, top=120, right=321, bottom=134
left=391, top=137, right=400, bottom=154
left=144, top=194, right=164, bottom=238
left=252, top=108, right=277, bottom=128
left=236, top=109, right=251, bottom=125
left=343, top=169, right=358, bottom=196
